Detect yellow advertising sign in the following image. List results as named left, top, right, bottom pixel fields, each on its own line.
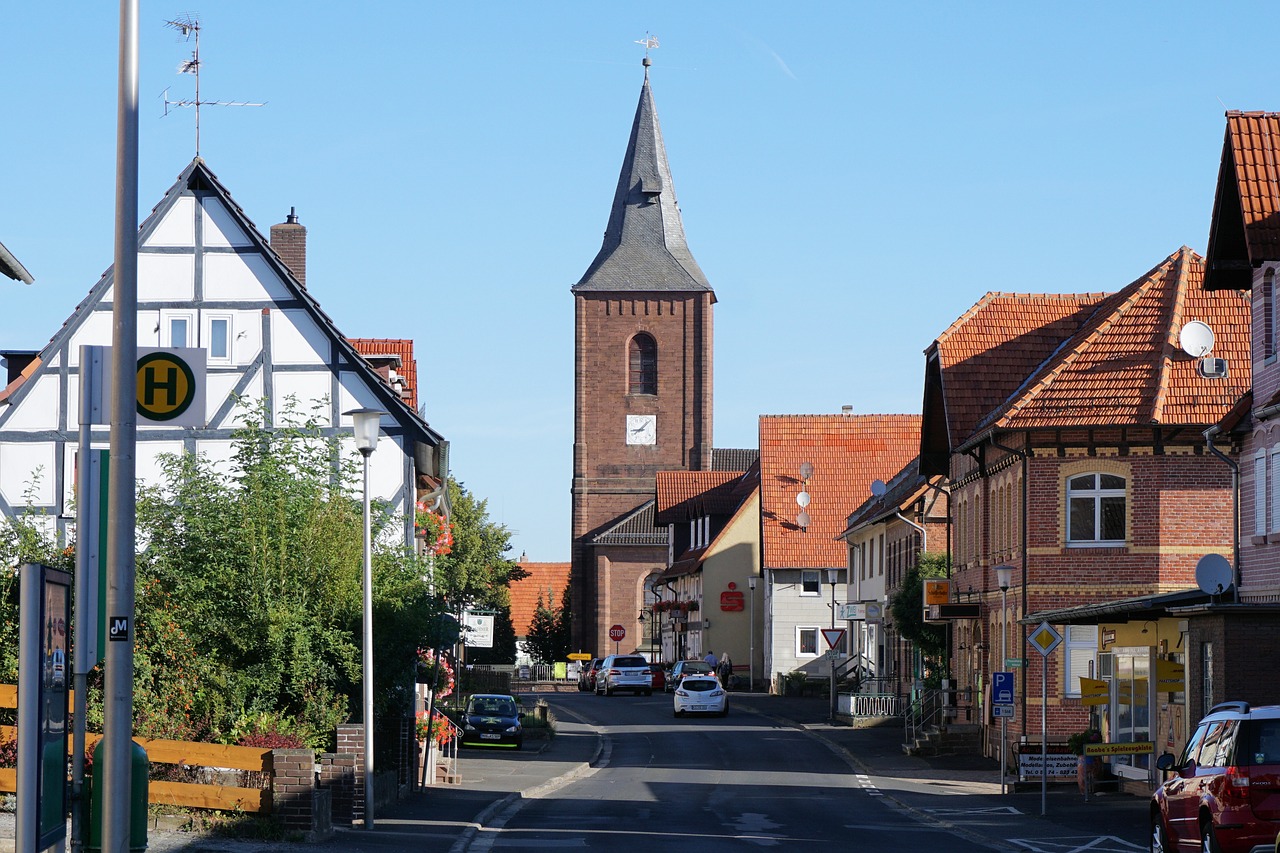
left=1084, top=741, right=1154, bottom=757
left=1079, top=677, right=1109, bottom=706
left=567, top=653, right=592, bottom=661
left=923, top=579, right=950, bottom=606
left=1156, top=658, right=1185, bottom=693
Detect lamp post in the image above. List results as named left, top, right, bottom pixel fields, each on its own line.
left=827, top=567, right=841, bottom=720
left=995, top=563, right=1013, bottom=796
left=346, top=407, right=383, bottom=829
left=748, top=576, right=757, bottom=692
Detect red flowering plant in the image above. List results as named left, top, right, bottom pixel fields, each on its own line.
left=417, top=648, right=456, bottom=699
left=414, top=501, right=454, bottom=556
left=416, top=709, right=456, bottom=746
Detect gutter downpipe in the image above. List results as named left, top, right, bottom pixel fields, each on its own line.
left=1204, top=425, right=1241, bottom=603
left=989, top=436, right=1029, bottom=739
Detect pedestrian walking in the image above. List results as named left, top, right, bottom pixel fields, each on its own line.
left=704, top=649, right=718, bottom=669
left=718, top=653, right=733, bottom=687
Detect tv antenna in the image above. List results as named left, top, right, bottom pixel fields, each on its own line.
left=162, top=14, right=265, bottom=156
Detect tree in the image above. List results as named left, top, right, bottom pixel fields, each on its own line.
left=888, top=552, right=950, bottom=687
left=521, top=590, right=563, bottom=664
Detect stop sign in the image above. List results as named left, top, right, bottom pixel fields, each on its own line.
left=608, top=624, right=626, bottom=642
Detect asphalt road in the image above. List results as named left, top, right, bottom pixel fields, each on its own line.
left=465, top=691, right=993, bottom=852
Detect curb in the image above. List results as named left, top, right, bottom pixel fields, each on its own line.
left=448, top=701, right=608, bottom=853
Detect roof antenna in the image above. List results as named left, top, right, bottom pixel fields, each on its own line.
left=162, top=14, right=265, bottom=157
left=635, top=33, right=659, bottom=75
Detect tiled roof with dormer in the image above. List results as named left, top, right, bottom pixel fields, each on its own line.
left=840, top=455, right=932, bottom=535
left=349, top=337, right=418, bottom=412
left=508, top=559, right=571, bottom=636
left=928, top=292, right=1106, bottom=451
left=984, top=248, right=1250, bottom=433
left=759, top=414, right=920, bottom=570
left=654, top=470, right=744, bottom=525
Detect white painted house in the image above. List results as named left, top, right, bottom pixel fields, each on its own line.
left=0, top=157, right=447, bottom=542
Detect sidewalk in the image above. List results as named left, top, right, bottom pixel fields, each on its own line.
left=732, top=691, right=1150, bottom=851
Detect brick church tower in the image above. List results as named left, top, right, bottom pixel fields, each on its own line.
left=570, top=58, right=716, bottom=654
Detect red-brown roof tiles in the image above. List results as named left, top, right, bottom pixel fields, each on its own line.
left=349, top=337, right=418, bottom=412
left=655, top=470, right=744, bottom=525
left=991, top=248, right=1250, bottom=431
left=760, top=414, right=921, bottom=570
left=1223, top=111, right=1280, bottom=262
left=508, top=560, right=571, bottom=636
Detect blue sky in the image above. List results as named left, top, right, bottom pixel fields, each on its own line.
left=1, top=3, right=1277, bottom=562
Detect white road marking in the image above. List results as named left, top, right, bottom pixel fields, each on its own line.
left=1008, top=836, right=1145, bottom=852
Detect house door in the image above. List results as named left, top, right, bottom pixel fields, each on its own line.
left=1109, top=646, right=1156, bottom=785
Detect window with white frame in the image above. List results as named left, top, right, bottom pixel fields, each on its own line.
left=167, top=314, right=191, bottom=348
left=1272, top=448, right=1280, bottom=534
left=801, top=570, right=820, bottom=595
left=207, top=314, right=232, bottom=362
left=1067, top=473, right=1126, bottom=545
left=1256, top=453, right=1268, bottom=537
left=1063, top=625, right=1097, bottom=697
left=797, top=627, right=818, bottom=657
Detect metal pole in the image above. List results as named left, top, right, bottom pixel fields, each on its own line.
left=15, top=565, right=39, bottom=853
left=1000, top=586, right=1007, bottom=796
left=361, top=451, right=375, bottom=829
left=1041, top=652, right=1048, bottom=816
left=829, top=576, right=837, bottom=721
left=749, top=581, right=755, bottom=692
left=105, top=3, right=140, bottom=851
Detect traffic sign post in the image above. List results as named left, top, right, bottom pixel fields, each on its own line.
left=608, top=624, right=626, bottom=654
left=1029, top=621, right=1063, bottom=816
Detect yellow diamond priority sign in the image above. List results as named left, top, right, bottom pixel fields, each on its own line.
left=1028, top=621, right=1062, bottom=657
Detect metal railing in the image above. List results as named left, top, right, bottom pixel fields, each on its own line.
left=422, top=716, right=462, bottom=787
left=903, top=687, right=976, bottom=746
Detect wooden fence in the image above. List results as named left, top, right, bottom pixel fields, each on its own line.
left=0, top=684, right=273, bottom=813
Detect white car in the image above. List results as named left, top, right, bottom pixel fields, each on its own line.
left=672, top=674, right=727, bottom=717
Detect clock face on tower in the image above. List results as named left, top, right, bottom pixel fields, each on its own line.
left=626, top=414, right=657, bottom=445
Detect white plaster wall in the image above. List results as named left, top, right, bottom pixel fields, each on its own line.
left=138, top=254, right=195, bottom=302
left=68, top=312, right=115, bottom=361
left=202, top=198, right=253, bottom=247
left=0, top=442, right=56, bottom=507
left=204, top=254, right=291, bottom=302
left=272, top=310, right=328, bottom=365
left=143, top=196, right=195, bottom=248
left=2, top=376, right=61, bottom=431
left=136, top=441, right=185, bottom=485
left=273, top=372, right=333, bottom=427
left=195, top=439, right=237, bottom=478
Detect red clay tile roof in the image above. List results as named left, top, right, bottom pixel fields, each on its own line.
left=508, top=560, right=571, bottom=636
left=930, top=292, right=1106, bottom=450
left=760, top=414, right=921, bottom=569
left=987, top=248, right=1250, bottom=432
left=1223, top=112, right=1280, bottom=259
left=349, top=337, right=418, bottom=412
left=655, top=470, right=744, bottom=525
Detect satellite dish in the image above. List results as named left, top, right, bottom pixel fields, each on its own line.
left=1179, top=321, right=1216, bottom=358
left=871, top=479, right=887, bottom=497
left=1195, top=553, right=1233, bottom=596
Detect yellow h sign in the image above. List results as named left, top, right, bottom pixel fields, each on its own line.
left=136, top=352, right=196, bottom=422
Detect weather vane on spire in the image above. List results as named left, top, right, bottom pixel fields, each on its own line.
left=162, top=14, right=265, bottom=157
left=635, top=33, right=659, bottom=59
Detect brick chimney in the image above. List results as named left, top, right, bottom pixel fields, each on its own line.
left=270, top=207, right=307, bottom=287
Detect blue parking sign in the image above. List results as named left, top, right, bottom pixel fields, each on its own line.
left=992, top=671, right=1014, bottom=705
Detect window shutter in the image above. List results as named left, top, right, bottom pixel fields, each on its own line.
left=1064, top=625, right=1097, bottom=697
left=1256, top=454, right=1268, bottom=536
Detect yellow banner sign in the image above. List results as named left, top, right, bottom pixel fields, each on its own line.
left=1156, top=658, right=1185, bottom=692
left=567, top=653, right=593, bottom=660
left=1079, top=677, right=1109, bottom=706
left=1085, top=741, right=1154, bottom=757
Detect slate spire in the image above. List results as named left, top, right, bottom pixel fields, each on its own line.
left=573, top=59, right=712, bottom=293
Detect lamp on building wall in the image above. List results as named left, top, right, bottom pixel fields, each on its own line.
left=345, top=406, right=383, bottom=829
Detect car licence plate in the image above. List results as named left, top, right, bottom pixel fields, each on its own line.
left=480, top=733, right=500, bottom=740
left=690, top=705, right=707, bottom=711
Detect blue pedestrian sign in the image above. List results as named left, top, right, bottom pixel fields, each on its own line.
left=993, top=671, right=1015, bottom=705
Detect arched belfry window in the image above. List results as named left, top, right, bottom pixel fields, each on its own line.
left=629, top=334, right=657, bottom=395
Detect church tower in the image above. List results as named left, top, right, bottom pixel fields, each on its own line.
left=570, top=57, right=716, bottom=654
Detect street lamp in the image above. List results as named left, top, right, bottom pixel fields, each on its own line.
left=748, top=576, right=757, bottom=692
left=995, top=563, right=1014, bottom=796
left=827, top=567, right=841, bottom=720
left=346, top=407, right=383, bottom=829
